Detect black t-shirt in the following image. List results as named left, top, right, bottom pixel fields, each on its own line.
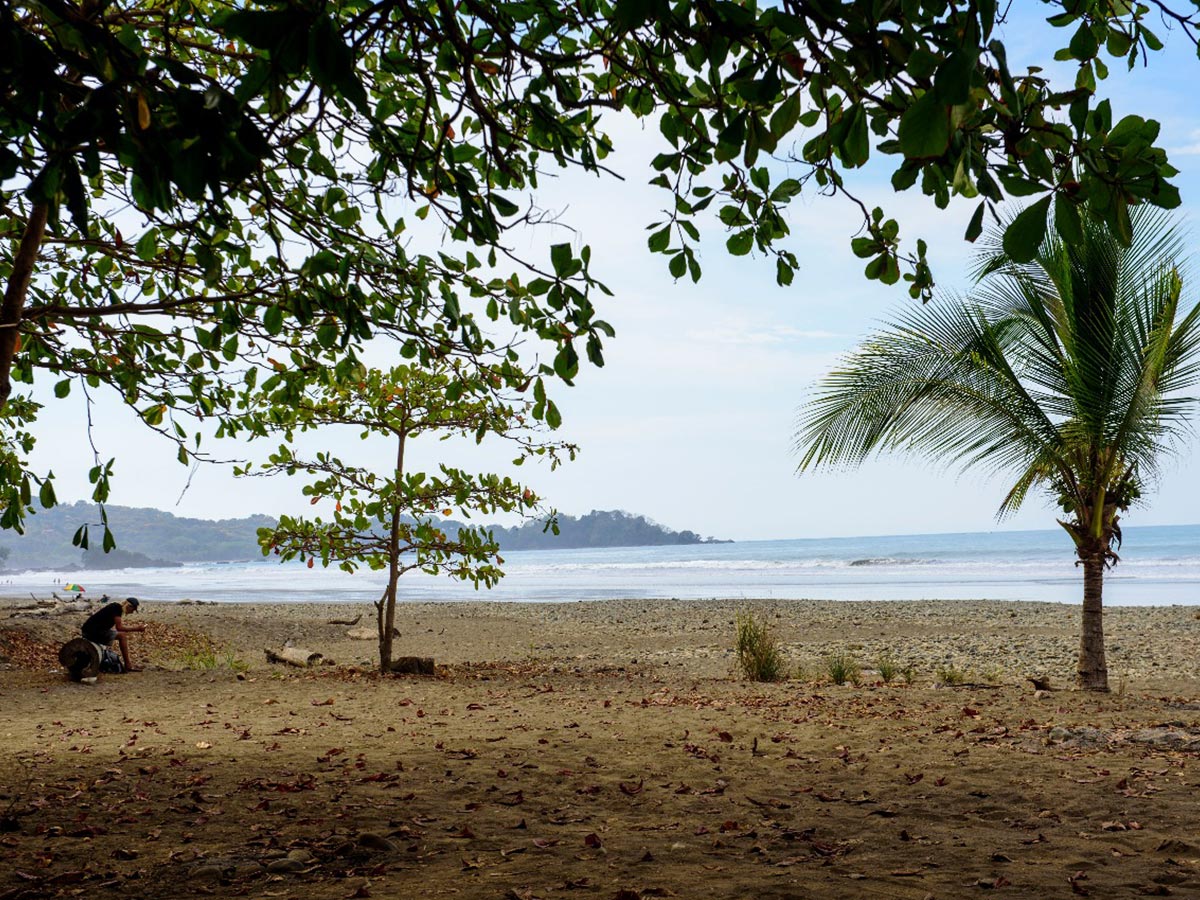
left=82, top=602, right=123, bottom=639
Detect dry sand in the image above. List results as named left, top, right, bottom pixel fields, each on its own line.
left=2, top=597, right=1200, bottom=899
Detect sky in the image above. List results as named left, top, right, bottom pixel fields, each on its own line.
left=24, top=7, right=1200, bottom=543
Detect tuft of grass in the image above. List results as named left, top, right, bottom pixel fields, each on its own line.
left=901, top=664, right=917, bottom=685
left=876, top=652, right=900, bottom=684
left=825, top=650, right=861, bottom=686
left=935, top=663, right=966, bottom=686
left=181, top=646, right=248, bottom=673
left=734, top=611, right=788, bottom=682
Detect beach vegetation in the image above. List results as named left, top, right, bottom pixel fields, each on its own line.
left=0, top=1, right=1190, bottom=551
left=252, top=359, right=571, bottom=675
left=796, top=206, right=1200, bottom=693
left=824, top=650, right=862, bottom=686
left=875, top=652, right=901, bottom=684
left=734, top=611, right=788, bottom=683
left=180, top=646, right=249, bottom=673
left=935, top=664, right=967, bottom=686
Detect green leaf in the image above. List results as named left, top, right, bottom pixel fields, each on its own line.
left=1002, top=195, right=1053, bottom=263
left=965, top=200, right=986, bottom=243
left=647, top=226, right=671, bottom=253
left=668, top=252, right=687, bottom=279
left=897, top=92, right=949, bottom=159
left=264, top=304, right=284, bottom=335
left=1054, top=195, right=1084, bottom=246
left=550, top=243, right=572, bottom=277
left=934, top=52, right=973, bottom=105
left=776, top=257, right=794, bottom=286
left=726, top=230, right=754, bottom=256
left=1069, top=22, right=1099, bottom=60
left=492, top=194, right=519, bottom=216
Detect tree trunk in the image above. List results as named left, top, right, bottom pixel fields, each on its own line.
left=0, top=203, right=49, bottom=412
left=1077, top=551, right=1109, bottom=692
left=378, top=431, right=406, bottom=675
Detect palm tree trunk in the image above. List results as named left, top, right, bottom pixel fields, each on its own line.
left=1077, top=551, right=1109, bottom=692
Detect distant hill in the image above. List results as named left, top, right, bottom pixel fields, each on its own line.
left=0, top=503, right=725, bottom=570
left=489, top=509, right=726, bottom=550
left=0, top=501, right=276, bottom=571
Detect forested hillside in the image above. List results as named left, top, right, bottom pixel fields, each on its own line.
left=0, top=504, right=723, bottom=570
left=0, top=502, right=276, bottom=571
left=491, top=510, right=721, bottom=550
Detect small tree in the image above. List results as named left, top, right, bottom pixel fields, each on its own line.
left=253, top=360, right=573, bottom=673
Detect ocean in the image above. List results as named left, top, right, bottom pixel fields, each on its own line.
left=8, top=523, right=1199, bottom=606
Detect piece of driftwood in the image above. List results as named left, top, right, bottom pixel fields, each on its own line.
left=327, top=613, right=362, bottom=626
left=388, top=656, right=434, bottom=676
left=264, top=647, right=324, bottom=667
left=11, top=598, right=91, bottom=618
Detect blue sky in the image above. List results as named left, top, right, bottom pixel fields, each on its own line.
left=28, top=7, right=1200, bottom=541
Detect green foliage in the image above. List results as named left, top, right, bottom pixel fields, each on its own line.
left=254, top=358, right=572, bottom=671
left=0, top=0, right=1191, bottom=544
left=492, top=509, right=713, bottom=550
left=936, top=664, right=967, bottom=686
left=876, top=652, right=901, bottom=684
left=734, top=611, right=787, bottom=683
left=179, top=646, right=249, bottom=673
left=824, top=650, right=862, bottom=687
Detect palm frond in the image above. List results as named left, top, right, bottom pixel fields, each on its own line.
left=795, top=202, right=1200, bottom=521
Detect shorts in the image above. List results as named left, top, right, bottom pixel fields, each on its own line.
left=83, top=628, right=117, bottom=645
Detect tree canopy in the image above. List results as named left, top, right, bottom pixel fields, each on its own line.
left=1, top=0, right=1196, bottom=542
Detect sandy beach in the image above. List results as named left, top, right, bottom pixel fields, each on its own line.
left=3, top=596, right=1200, bottom=899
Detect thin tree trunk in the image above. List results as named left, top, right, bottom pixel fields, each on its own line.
left=378, top=431, right=406, bottom=674
left=0, top=203, right=49, bottom=412
left=1077, top=552, right=1109, bottom=692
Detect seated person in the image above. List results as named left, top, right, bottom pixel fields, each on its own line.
left=81, top=597, right=145, bottom=673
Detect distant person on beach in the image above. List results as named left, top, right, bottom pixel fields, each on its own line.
left=81, top=597, right=144, bottom=672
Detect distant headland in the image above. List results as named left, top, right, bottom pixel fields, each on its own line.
left=0, top=502, right=728, bottom=571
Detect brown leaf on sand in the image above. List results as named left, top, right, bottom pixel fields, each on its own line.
left=583, top=832, right=603, bottom=848
left=619, top=779, right=644, bottom=796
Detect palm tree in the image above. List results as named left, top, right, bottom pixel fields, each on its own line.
left=794, top=207, right=1199, bottom=691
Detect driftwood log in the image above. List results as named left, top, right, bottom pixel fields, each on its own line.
left=264, top=647, right=324, bottom=667
left=388, top=656, right=434, bottom=676
left=327, top=613, right=362, bottom=626
left=59, top=638, right=101, bottom=681
left=10, top=598, right=92, bottom=619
